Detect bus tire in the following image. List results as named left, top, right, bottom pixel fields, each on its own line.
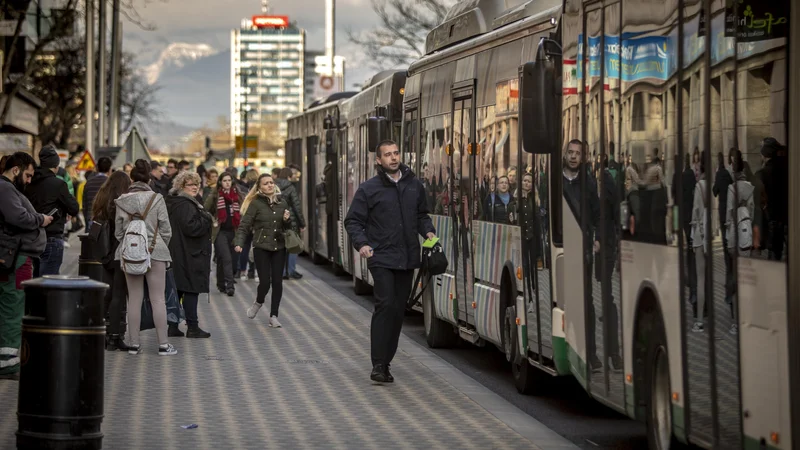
left=423, top=286, right=456, bottom=348
left=645, top=314, right=680, bottom=450
left=353, top=274, right=372, bottom=296
left=507, top=307, right=539, bottom=394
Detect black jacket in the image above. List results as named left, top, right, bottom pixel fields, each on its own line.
left=150, top=175, right=170, bottom=196
left=563, top=167, right=600, bottom=256
left=712, top=168, right=734, bottom=226
left=276, top=178, right=305, bottom=230
left=25, top=168, right=79, bottom=238
left=344, top=164, right=435, bottom=271
left=165, top=193, right=213, bottom=294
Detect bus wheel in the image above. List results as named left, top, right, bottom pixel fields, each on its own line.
left=506, top=307, right=539, bottom=394
left=423, top=286, right=456, bottom=348
left=645, top=316, right=678, bottom=450
left=503, top=306, right=517, bottom=363
left=353, top=275, right=372, bottom=295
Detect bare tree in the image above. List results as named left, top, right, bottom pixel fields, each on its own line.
left=119, top=51, right=162, bottom=135
left=348, top=0, right=454, bottom=68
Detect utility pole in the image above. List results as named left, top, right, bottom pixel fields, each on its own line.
left=239, top=67, right=252, bottom=165
left=108, top=0, right=122, bottom=145
left=325, top=0, right=335, bottom=77
left=84, top=0, right=95, bottom=155
left=97, top=0, right=107, bottom=147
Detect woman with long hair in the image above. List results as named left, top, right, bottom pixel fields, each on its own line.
left=115, top=159, right=176, bottom=355
left=235, top=174, right=291, bottom=327
left=165, top=171, right=214, bottom=338
left=92, top=171, right=132, bottom=351
left=204, top=171, right=241, bottom=296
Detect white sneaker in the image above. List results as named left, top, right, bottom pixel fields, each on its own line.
left=241, top=274, right=248, bottom=281
left=63, top=241, right=71, bottom=249
left=158, top=343, right=178, bottom=356
left=269, top=316, right=282, bottom=328
left=254, top=276, right=260, bottom=283
left=247, top=302, right=262, bottom=319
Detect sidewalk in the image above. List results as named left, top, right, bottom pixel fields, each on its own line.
left=0, top=239, right=578, bottom=449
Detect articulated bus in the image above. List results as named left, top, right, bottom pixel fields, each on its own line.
left=387, top=0, right=797, bottom=448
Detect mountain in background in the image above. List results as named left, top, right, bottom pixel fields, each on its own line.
left=144, top=42, right=218, bottom=84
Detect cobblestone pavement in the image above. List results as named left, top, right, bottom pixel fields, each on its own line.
left=0, top=237, right=578, bottom=450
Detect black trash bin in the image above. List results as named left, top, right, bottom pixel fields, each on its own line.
left=78, top=234, right=105, bottom=283
left=17, top=275, right=109, bottom=450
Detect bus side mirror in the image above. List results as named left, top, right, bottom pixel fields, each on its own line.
left=520, top=38, right=562, bottom=155
left=367, top=116, right=388, bottom=153
left=325, top=129, right=336, bottom=155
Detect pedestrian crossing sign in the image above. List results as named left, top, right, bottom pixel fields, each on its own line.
left=76, top=150, right=96, bottom=171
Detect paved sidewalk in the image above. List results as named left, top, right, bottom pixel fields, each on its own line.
left=0, top=240, right=578, bottom=449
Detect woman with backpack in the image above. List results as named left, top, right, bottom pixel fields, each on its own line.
left=204, top=171, right=242, bottom=296
left=235, top=173, right=291, bottom=328
left=165, top=171, right=213, bottom=339
left=115, top=159, right=177, bottom=356
left=92, top=171, right=132, bottom=351
left=724, top=150, right=755, bottom=335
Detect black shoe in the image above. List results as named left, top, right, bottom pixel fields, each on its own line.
left=217, top=285, right=226, bottom=293
left=0, top=372, right=20, bottom=381
left=186, top=325, right=211, bottom=339
left=226, top=288, right=235, bottom=297
left=168, top=324, right=184, bottom=337
left=384, top=364, right=394, bottom=383
left=106, top=334, right=129, bottom=351
left=290, top=272, right=303, bottom=279
left=283, top=275, right=290, bottom=280
left=370, top=364, right=388, bottom=383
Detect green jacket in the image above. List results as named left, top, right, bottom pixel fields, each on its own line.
left=234, top=193, right=291, bottom=252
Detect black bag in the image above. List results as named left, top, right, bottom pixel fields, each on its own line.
left=0, top=230, right=22, bottom=274
left=407, top=243, right=448, bottom=309
left=88, top=220, right=114, bottom=266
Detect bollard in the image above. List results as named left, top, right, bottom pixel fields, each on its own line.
left=17, top=275, right=109, bottom=450
left=78, top=234, right=105, bottom=283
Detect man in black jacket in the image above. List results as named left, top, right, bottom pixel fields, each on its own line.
left=345, top=140, right=436, bottom=383
left=25, top=145, right=80, bottom=276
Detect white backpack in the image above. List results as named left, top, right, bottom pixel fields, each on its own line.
left=727, top=183, right=754, bottom=253
left=119, top=193, right=159, bottom=276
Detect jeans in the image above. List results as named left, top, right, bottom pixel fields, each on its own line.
left=178, top=291, right=200, bottom=326
left=253, top=248, right=286, bottom=317
left=103, top=261, right=128, bottom=335
left=125, top=260, right=168, bottom=346
left=368, top=268, right=414, bottom=367
left=33, top=237, right=64, bottom=277
left=215, top=229, right=236, bottom=289
left=284, top=253, right=298, bottom=276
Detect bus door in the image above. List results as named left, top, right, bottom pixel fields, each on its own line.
left=450, top=85, right=476, bottom=324
left=307, top=135, right=320, bottom=258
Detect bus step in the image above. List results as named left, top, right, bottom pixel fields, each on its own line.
left=458, top=326, right=480, bottom=344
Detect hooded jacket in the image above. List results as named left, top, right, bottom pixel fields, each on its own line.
left=114, top=182, right=173, bottom=262
left=25, top=167, right=80, bottom=238
left=276, top=178, right=305, bottom=231
left=344, top=164, right=435, bottom=271
left=0, top=176, right=46, bottom=257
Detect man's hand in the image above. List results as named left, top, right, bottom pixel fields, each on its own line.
left=359, top=245, right=373, bottom=258
left=42, top=215, right=54, bottom=227
left=234, top=246, right=242, bottom=253
left=426, top=232, right=436, bottom=240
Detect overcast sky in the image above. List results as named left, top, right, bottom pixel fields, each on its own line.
left=123, top=0, right=385, bottom=88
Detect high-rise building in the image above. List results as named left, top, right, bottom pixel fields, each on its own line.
left=230, top=15, right=305, bottom=141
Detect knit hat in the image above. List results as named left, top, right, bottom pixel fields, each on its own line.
left=39, top=145, right=60, bottom=169
left=760, top=137, right=783, bottom=158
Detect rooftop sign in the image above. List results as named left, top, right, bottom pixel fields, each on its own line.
left=252, top=15, right=289, bottom=29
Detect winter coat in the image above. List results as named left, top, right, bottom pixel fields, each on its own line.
left=114, top=182, right=173, bottom=262
left=203, top=187, right=243, bottom=243
left=165, top=192, right=213, bottom=294
left=344, top=164, right=435, bottom=271
left=483, top=193, right=516, bottom=224
left=25, top=168, right=80, bottom=238
left=0, top=176, right=46, bottom=257
left=563, top=168, right=600, bottom=257
left=234, top=193, right=291, bottom=252
left=276, top=178, right=305, bottom=231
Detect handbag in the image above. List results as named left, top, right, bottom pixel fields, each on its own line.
left=0, top=230, right=22, bottom=274
left=284, top=229, right=303, bottom=254
left=407, top=242, right=448, bottom=309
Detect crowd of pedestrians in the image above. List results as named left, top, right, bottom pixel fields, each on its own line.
left=0, top=147, right=309, bottom=377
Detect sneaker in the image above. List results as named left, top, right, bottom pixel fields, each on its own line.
left=247, top=302, right=262, bottom=319
left=186, top=326, right=211, bottom=339
left=370, top=364, right=388, bottom=383
left=692, top=322, right=704, bottom=333
left=158, top=344, right=178, bottom=356
left=128, top=345, right=141, bottom=355
left=269, top=316, right=282, bottom=328
left=63, top=241, right=71, bottom=249
left=241, top=274, right=248, bottom=281
left=253, top=276, right=260, bottom=283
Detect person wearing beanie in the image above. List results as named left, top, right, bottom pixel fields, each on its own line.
left=24, top=145, right=80, bottom=276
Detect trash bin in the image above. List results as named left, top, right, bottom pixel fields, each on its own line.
left=16, top=275, right=109, bottom=450
left=78, top=234, right=105, bottom=283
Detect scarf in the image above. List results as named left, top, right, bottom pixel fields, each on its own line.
left=217, top=188, right=241, bottom=228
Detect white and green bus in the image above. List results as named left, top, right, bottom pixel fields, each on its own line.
left=387, top=0, right=798, bottom=448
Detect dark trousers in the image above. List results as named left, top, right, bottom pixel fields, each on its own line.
left=369, top=267, right=414, bottom=367
left=33, top=237, right=64, bottom=277
left=238, top=234, right=255, bottom=277
left=178, top=291, right=200, bottom=326
left=103, top=261, right=128, bottom=335
left=253, top=248, right=286, bottom=317
left=215, top=229, right=236, bottom=289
